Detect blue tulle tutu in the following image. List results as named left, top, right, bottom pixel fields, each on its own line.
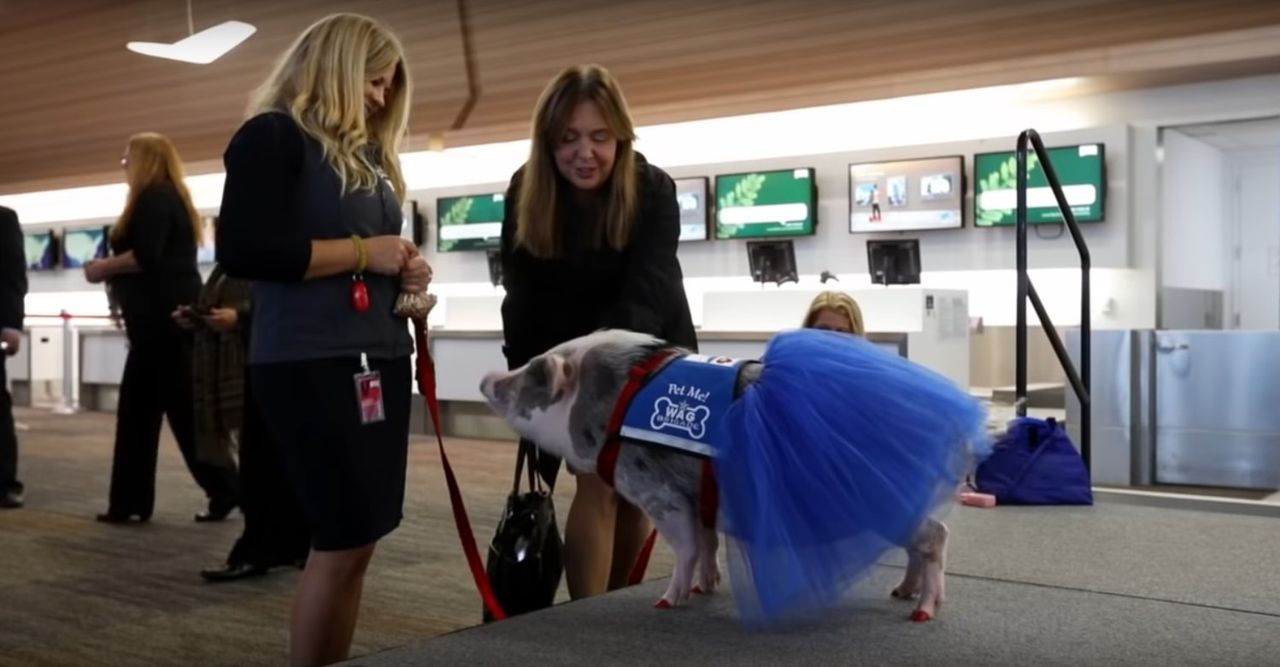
left=714, top=328, right=989, bottom=624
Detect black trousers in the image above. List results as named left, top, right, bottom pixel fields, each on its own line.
left=106, top=335, right=238, bottom=517
left=0, top=362, right=20, bottom=494
left=225, top=381, right=310, bottom=567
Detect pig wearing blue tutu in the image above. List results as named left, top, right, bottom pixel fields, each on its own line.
left=480, top=327, right=989, bottom=625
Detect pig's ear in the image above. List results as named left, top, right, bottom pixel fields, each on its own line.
left=547, top=353, right=578, bottom=398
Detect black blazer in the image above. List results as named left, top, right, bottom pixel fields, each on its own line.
left=0, top=206, right=26, bottom=331
left=500, top=154, right=697, bottom=368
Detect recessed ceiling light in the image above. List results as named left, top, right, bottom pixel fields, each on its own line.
left=126, top=1, right=255, bottom=65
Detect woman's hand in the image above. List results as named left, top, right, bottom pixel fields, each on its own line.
left=171, top=306, right=197, bottom=330
left=203, top=307, right=239, bottom=333
left=364, top=236, right=417, bottom=276
left=400, top=254, right=432, bottom=294
left=84, top=259, right=109, bottom=284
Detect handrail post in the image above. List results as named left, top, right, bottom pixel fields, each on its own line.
left=1014, top=129, right=1092, bottom=468
left=1015, top=132, right=1030, bottom=417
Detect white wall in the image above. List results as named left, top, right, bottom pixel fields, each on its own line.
left=13, top=73, right=1280, bottom=331
left=1160, top=130, right=1227, bottom=291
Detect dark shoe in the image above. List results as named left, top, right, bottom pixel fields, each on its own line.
left=200, top=562, right=269, bottom=583
left=96, top=511, right=148, bottom=524
left=194, top=498, right=238, bottom=523
left=0, top=490, right=23, bottom=509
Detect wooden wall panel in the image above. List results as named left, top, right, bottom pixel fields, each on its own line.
left=1, top=0, right=1279, bottom=193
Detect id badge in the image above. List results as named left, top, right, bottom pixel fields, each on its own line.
left=354, top=370, right=386, bottom=425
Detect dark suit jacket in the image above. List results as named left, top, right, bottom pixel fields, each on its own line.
left=0, top=206, right=26, bottom=332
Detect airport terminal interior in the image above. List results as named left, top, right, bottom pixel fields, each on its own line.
left=2, top=1, right=1279, bottom=665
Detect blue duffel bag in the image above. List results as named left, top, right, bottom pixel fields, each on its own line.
left=975, top=416, right=1093, bottom=505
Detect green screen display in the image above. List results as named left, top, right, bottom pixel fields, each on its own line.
left=437, top=193, right=504, bottom=252
left=24, top=231, right=56, bottom=270
left=973, top=144, right=1105, bottom=226
left=62, top=227, right=109, bottom=268
left=715, top=168, right=816, bottom=239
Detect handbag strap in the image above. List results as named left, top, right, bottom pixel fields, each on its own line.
left=414, top=319, right=507, bottom=621
left=513, top=439, right=544, bottom=495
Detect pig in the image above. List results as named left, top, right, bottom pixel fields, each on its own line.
left=480, top=328, right=955, bottom=622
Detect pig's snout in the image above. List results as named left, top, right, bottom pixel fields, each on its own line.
left=479, top=371, right=510, bottom=405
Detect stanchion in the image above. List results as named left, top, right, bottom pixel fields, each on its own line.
left=52, top=310, right=78, bottom=415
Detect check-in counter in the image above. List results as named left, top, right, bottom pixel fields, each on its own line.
left=58, top=286, right=971, bottom=442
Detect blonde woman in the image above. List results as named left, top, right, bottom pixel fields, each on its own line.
left=500, top=65, right=697, bottom=602
left=215, top=13, right=427, bottom=666
left=84, top=133, right=239, bottom=525
left=802, top=290, right=866, bottom=335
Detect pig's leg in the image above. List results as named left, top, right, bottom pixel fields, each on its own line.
left=899, top=519, right=948, bottom=622
left=891, top=546, right=925, bottom=601
left=653, top=504, right=699, bottom=609
left=692, top=523, right=720, bottom=595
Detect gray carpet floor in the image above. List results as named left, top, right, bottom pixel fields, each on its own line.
left=344, top=502, right=1280, bottom=666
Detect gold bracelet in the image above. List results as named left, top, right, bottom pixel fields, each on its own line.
left=352, top=235, right=367, bottom=274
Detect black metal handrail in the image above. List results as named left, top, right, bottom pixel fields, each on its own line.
left=1016, top=129, right=1091, bottom=466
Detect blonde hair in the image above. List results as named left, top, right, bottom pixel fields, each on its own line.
left=516, top=64, right=639, bottom=259
left=803, top=291, right=866, bottom=336
left=247, top=13, right=410, bottom=200
left=113, top=133, right=201, bottom=247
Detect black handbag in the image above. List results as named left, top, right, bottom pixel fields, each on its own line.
left=483, top=440, right=563, bottom=622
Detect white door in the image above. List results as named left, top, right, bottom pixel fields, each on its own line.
left=1229, top=150, right=1280, bottom=330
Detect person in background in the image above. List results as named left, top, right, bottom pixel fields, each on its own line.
left=215, top=13, right=428, bottom=666
left=500, top=64, right=698, bottom=601
left=84, top=133, right=239, bottom=524
left=0, top=206, right=27, bottom=509
left=173, top=263, right=310, bottom=583
left=802, top=290, right=866, bottom=335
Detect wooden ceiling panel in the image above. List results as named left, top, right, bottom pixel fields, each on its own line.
left=1, top=0, right=1279, bottom=194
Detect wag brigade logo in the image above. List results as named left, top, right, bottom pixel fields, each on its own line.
left=650, top=397, right=711, bottom=439
left=620, top=355, right=747, bottom=456
left=649, top=380, right=714, bottom=440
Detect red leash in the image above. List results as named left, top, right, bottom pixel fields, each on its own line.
left=413, top=320, right=507, bottom=621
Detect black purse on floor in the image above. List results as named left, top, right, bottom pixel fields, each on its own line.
left=483, top=440, right=563, bottom=622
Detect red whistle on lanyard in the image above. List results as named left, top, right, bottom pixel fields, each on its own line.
left=351, top=275, right=370, bottom=313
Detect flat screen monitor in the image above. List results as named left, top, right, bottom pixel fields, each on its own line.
left=62, top=225, right=110, bottom=268
left=437, top=193, right=504, bottom=252
left=746, top=240, right=798, bottom=286
left=973, top=143, right=1106, bottom=227
left=849, top=156, right=964, bottom=232
left=866, top=239, right=921, bottom=286
left=24, top=230, right=57, bottom=270
left=715, top=167, right=817, bottom=239
left=674, top=177, right=710, bottom=242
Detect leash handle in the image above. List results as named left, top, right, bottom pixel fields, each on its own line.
left=414, top=320, right=507, bottom=621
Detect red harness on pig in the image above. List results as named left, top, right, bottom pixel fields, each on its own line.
left=596, top=348, right=721, bottom=584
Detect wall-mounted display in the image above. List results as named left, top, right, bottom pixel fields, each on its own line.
left=24, top=230, right=58, bottom=270
left=714, top=167, right=817, bottom=239
left=62, top=225, right=110, bottom=268
left=674, top=177, right=710, bottom=242
left=973, top=143, right=1106, bottom=226
left=437, top=193, right=504, bottom=252
left=849, top=156, right=964, bottom=232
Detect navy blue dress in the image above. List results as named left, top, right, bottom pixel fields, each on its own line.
left=216, top=112, right=413, bottom=551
